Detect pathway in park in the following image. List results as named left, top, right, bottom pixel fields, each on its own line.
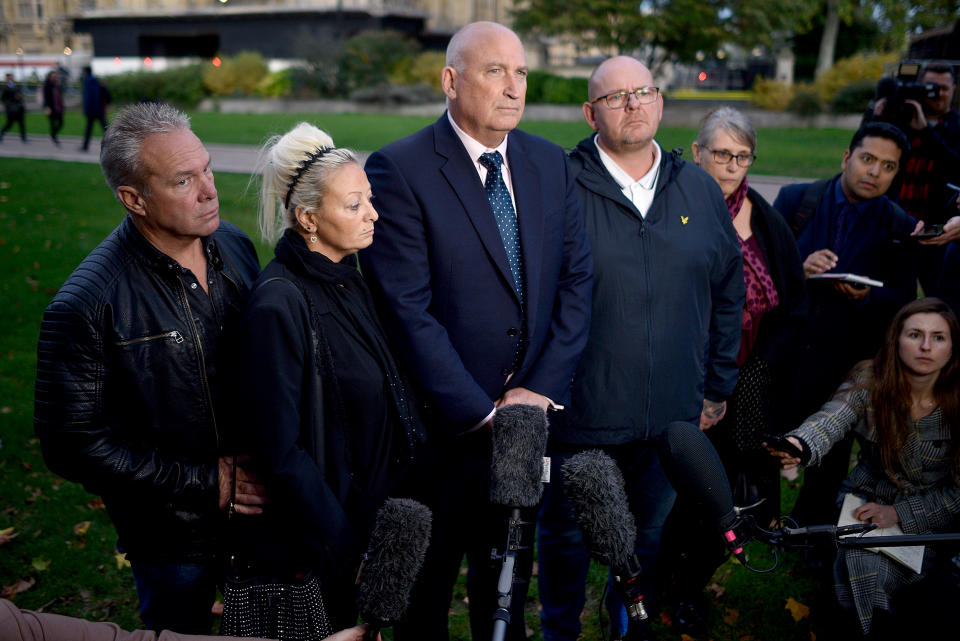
left=0, top=134, right=807, bottom=204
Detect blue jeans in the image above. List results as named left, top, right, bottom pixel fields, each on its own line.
left=537, top=440, right=677, bottom=641
left=130, top=559, right=218, bottom=634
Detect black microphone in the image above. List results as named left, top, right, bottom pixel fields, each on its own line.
left=489, top=403, right=548, bottom=641
left=562, top=450, right=652, bottom=640
left=656, top=421, right=746, bottom=563
left=355, top=498, right=432, bottom=641
left=490, top=403, right=549, bottom=507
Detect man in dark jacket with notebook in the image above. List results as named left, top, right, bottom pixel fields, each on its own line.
left=773, top=121, right=919, bottom=531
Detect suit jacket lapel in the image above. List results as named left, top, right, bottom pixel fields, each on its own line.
left=434, top=116, right=520, bottom=301
left=508, top=134, right=543, bottom=328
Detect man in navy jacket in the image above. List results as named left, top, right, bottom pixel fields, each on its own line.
left=536, top=56, right=744, bottom=641
left=359, top=21, right=593, bottom=641
left=774, top=122, right=919, bottom=531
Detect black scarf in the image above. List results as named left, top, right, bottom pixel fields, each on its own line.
left=273, top=229, right=422, bottom=460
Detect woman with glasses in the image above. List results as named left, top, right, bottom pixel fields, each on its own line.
left=657, top=106, right=808, bottom=633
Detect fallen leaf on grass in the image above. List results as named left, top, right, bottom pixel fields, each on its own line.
left=681, top=635, right=696, bottom=641
left=0, top=406, right=10, bottom=414
left=88, top=497, right=105, bottom=511
left=707, top=582, right=726, bottom=598
left=0, top=577, right=35, bottom=599
left=31, top=557, right=51, bottom=572
left=785, top=597, right=810, bottom=621
left=0, top=526, right=18, bottom=545
left=659, top=611, right=672, bottom=626
left=723, top=607, right=740, bottom=625
left=20, top=461, right=32, bottom=471
left=115, top=552, right=131, bottom=570
left=73, top=521, right=91, bottom=536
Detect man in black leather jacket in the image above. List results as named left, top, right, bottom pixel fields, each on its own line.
left=33, top=102, right=265, bottom=634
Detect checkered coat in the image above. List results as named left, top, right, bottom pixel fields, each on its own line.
left=789, top=368, right=960, bottom=634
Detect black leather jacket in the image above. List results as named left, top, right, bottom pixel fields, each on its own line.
left=34, top=215, right=260, bottom=563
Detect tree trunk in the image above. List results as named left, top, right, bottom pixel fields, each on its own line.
left=815, top=0, right=840, bottom=79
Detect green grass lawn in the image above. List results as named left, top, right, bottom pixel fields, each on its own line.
left=2, top=144, right=836, bottom=638
left=23, top=110, right=848, bottom=179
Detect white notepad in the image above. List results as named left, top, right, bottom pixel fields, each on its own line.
left=838, top=493, right=923, bottom=574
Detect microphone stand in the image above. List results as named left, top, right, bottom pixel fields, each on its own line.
left=491, top=507, right=527, bottom=641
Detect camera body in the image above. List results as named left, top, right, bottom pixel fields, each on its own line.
left=876, top=62, right=942, bottom=131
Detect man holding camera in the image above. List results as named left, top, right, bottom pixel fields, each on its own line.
left=873, top=61, right=960, bottom=294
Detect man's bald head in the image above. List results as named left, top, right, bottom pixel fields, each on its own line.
left=446, top=21, right=522, bottom=73
left=588, top=56, right=654, bottom=102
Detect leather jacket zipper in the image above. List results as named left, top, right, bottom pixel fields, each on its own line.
left=117, top=330, right=184, bottom=346
left=176, top=279, right=220, bottom=448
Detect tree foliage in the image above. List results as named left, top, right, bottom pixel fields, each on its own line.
left=511, top=0, right=813, bottom=69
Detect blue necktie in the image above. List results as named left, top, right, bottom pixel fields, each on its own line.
left=833, top=203, right=853, bottom=251
left=479, top=151, right=524, bottom=304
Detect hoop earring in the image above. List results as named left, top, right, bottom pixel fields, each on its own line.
left=309, top=234, right=318, bottom=244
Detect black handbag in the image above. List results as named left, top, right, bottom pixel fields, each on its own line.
left=221, top=568, right=333, bottom=641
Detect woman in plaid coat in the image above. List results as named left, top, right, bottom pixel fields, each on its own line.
left=768, top=297, right=960, bottom=637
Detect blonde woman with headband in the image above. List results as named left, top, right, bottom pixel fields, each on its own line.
left=225, top=123, right=424, bottom=632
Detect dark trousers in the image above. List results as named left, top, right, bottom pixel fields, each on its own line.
left=48, top=112, right=63, bottom=141
left=394, top=429, right=534, bottom=641
left=130, top=558, right=218, bottom=634
left=1, top=110, right=26, bottom=141
left=537, top=439, right=676, bottom=641
left=82, top=113, right=107, bottom=150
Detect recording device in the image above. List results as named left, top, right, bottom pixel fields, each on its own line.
left=876, top=62, right=942, bottom=131
left=489, top=404, right=548, bottom=641
left=356, top=498, right=432, bottom=641
left=761, top=432, right=804, bottom=459
left=916, top=224, right=945, bottom=240
left=562, top=450, right=653, bottom=641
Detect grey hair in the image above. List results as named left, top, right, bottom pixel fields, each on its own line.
left=100, top=101, right=191, bottom=197
left=696, top=106, right=757, bottom=153
left=256, top=122, right=360, bottom=245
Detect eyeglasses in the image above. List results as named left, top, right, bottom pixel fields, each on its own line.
left=704, top=147, right=757, bottom=168
left=589, top=86, right=660, bottom=109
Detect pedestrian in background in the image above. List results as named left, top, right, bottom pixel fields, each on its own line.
left=81, top=66, right=109, bottom=152
left=43, top=69, right=64, bottom=146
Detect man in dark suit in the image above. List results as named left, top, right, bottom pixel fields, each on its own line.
left=359, top=20, right=593, bottom=641
left=773, top=122, right=920, bottom=535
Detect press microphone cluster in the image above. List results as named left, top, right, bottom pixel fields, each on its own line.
left=562, top=450, right=651, bottom=640
left=489, top=403, right=549, bottom=641
left=355, top=497, right=432, bottom=641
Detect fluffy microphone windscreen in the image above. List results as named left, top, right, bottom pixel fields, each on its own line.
left=490, top=404, right=548, bottom=507
left=657, top=421, right=737, bottom=531
left=356, top=498, right=432, bottom=626
left=562, top=450, right=636, bottom=570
